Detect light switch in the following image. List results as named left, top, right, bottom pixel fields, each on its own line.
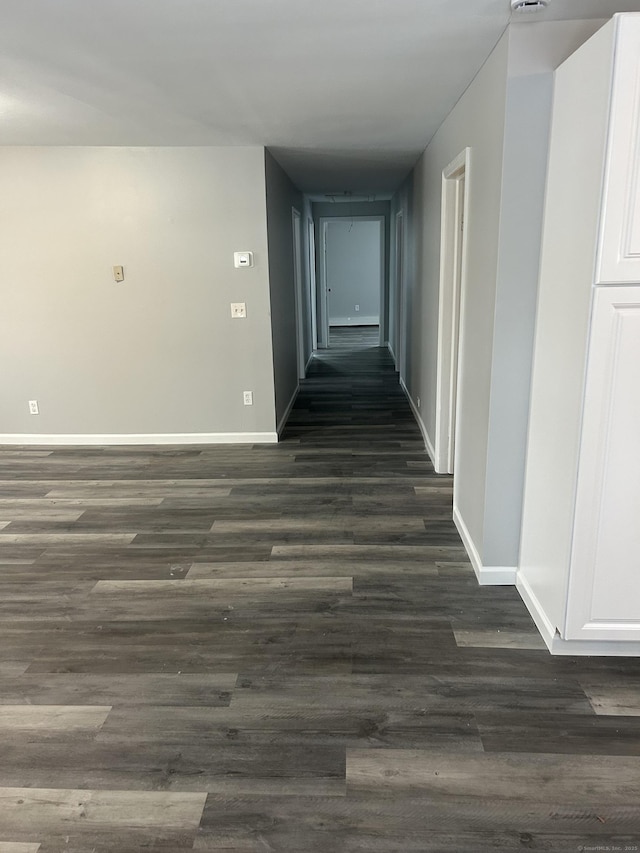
left=234, top=252, right=254, bottom=268
left=113, top=265, right=124, bottom=282
left=231, top=302, right=247, bottom=318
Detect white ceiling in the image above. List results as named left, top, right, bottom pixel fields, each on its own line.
left=1, top=0, right=639, bottom=192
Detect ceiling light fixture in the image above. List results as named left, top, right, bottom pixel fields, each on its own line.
left=510, top=0, right=550, bottom=12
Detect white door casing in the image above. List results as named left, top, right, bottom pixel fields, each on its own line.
left=291, top=208, right=305, bottom=379
left=308, top=218, right=318, bottom=352
left=395, top=211, right=405, bottom=377
left=435, top=148, right=470, bottom=475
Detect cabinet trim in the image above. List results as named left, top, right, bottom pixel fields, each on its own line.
left=565, top=286, right=640, bottom=640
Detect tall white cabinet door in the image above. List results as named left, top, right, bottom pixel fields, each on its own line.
left=565, top=286, right=640, bottom=640
left=597, top=15, right=640, bottom=284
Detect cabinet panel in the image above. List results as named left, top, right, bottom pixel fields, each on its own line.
left=597, top=16, right=640, bottom=284
left=565, top=286, right=640, bottom=640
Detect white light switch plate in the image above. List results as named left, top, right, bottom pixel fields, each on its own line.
left=231, top=302, right=247, bottom=318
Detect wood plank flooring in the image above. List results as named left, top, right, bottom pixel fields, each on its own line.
left=0, top=327, right=639, bottom=851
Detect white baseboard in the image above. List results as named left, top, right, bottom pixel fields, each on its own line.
left=0, top=432, right=279, bottom=446
left=546, top=636, right=640, bottom=656
left=330, top=316, right=379, bottom=326
left=277, top=385, right=300, bottom=437
left=515, top=573, right=557, bottom=652
left=452, top=504, right=516, bottom=586
left=516, top=573, right=640, bottom=656
left=400, top=378, right=436, bottom=466
left=305, top=352, right=314, bottom=372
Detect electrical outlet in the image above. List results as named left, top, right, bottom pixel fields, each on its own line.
left=417, top=397, right=421, bottom=408
left=29, top=400, right=39, bottom=415
left=234, top=252, right=254, bottom=268
left=231, top=302, right=247, bottom=319
left=113, top=265, right=124, bottom=282
left=243, top=391, right=253, bottom=406
left=355, top=304, right=360, bottom=312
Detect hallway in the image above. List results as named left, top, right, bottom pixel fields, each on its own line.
left=0, top=340, right=639, bottom=850
left=328, top=325, right=380, bottom=349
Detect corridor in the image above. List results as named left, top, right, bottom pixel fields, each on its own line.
left=0, top=337, right=639, bottom=850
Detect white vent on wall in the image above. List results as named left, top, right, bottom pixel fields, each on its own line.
left=511, top=0, right=550, bottom=12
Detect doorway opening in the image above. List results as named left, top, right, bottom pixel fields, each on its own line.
left=318, top=216, right=385, bottom=349
left=435, top=148, right=470, bottom=475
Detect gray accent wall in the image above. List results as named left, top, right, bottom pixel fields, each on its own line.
left=0, top=146, right=278, bottom=439
left=264, top=150, right=304, bottom=431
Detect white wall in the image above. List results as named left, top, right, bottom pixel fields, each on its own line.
left=392, top=31, right=510, bottom=564
left=482, top=19, right=606, bottom=569
left=391, top=18, right=607, bottom=578
left=519, top=20, right=615, bottom=631
left=0, top=146, right=278, bottom=441
left=264, top=150, right=304, bottom=430
left=325, top=219, right=381, bottom=325
left=480, top=72, right=553, bottom=568
left=508, top=18, right=608, bottom=76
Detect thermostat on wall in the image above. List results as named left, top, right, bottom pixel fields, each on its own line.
left=234, top=251, right=254, bottom=268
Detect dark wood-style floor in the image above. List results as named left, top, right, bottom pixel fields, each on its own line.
left=0, top=327, right=639, bottom=852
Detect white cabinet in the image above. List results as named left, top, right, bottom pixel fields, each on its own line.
left=597, top=16, right=640, bottom=284
left=518, top=14, right=640, bottom=654
left=565, top=287, right=640, bottom=640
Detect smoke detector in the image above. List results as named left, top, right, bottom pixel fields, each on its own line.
left=511, top=0, right=550, bottom=12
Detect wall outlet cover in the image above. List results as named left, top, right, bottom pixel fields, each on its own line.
left=234, top=252, right=254, bottom=268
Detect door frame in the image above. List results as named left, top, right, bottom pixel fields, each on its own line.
left=291, top=207, right=306, bottom=379
left=307, top=217, right=318, bottom=351
left=435, top=148, right=470, bottom=475
left=318, top=215, right=386, bottom=348
left=394, top=210, right=405, bottom=378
